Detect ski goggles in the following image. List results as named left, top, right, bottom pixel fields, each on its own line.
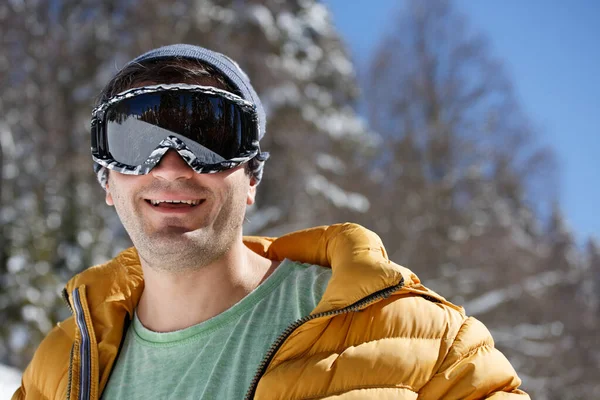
left=91, top=84, right=261, bottom=175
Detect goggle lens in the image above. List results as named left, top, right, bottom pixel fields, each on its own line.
left=92, top=85, right=260, bottom=174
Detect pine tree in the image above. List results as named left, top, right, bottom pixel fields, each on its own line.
left=361, top=1, right=595, bottom=397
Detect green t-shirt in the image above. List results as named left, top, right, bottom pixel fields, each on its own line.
left=102, top=259, right=331, bottom=399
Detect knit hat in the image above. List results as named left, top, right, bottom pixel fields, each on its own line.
left=93, top=44, right=268, bottom=190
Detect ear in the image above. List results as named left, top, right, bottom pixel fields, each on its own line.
left=105, top=182, right=114, bottom=206
left=246, top=177, right=257, bottom=206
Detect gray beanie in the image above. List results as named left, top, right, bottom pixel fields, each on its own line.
left=93, top=44, right=268, bottom=189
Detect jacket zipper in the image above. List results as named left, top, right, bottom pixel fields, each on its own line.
left=243, top=278, right=405, bottom=400
left=72, top=287, right=92, bottom=400
left=62, top=288, right=75, bottom=400
left=63, top=287, right=92, bottom=400
left=62, top=288, right=73, bottom=313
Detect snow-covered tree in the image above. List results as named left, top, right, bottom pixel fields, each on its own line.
left=357, top=0, right=597, bottom=398
left=1, top=2, right=597, bottom=398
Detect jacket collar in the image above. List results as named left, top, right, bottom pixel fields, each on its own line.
left=65, top=223, right=424, bottom=317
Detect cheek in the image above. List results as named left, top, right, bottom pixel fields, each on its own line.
left=106, top=177, right=135, bottom=211
left=217, top=179, right=251, bottom=214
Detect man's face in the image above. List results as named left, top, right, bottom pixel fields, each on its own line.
left=105, top=147, right=257, bottom=272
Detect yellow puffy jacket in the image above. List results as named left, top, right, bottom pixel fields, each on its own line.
left=14, top=224, right=529, bottom=399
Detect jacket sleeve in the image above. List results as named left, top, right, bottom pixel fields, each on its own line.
left=11, top=386, right=24, bottom=400
left=11, top=318, right=75, bottom=400
left=418, top=317, right=530, bottom=400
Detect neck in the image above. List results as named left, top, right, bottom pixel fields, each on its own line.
left=136, top=239, right=278, bottom=332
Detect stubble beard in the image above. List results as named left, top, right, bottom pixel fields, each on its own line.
left=119, top=188, right=247, bottom=274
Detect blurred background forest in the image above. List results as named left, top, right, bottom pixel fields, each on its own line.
left=0, top=0, right=598, bottom=399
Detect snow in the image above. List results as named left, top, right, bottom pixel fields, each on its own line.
left=302, top=3, right=331, bottom=36
left=247, top=5, right=279, bottom=42
left=262, top=82, right=302, bottom=113
left=277, top=11, right=304, bottom=41
left=0, top=364, right=21, bottom=400
left=464, top=284, right=519, bottom=315
left=6, top=255, right=26, bottom=274
left=305, top=84, right=333, bottom=108
left=306, top=174, right=369, bottom=212
left=0, top=121, right=16, bottom=154
left=315, top=153, right=345, bottom=174
left=490, top=322, right=565, bottom=358
left=327, top=49, right=355, bottom=76
left=244, top=206, right=282, bottom=235
left=465, top=269, right=568, bottom=315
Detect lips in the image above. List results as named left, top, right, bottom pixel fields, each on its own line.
left=143, top=193, right=207, bottom=213
left=145, top=199, right=205, bottom=209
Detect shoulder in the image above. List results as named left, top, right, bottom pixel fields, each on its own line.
left=359, top=277, right=500, bottom=357
left=18, top=317, right=75, bottom=399
left=352, top=289, right=524, bottom=395
left=260, top=287, right=482, bottom=398
left=353, top=262, right=469, bottom=342
left=348, top=284, right=469, bottom=352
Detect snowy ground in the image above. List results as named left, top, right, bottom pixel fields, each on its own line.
left=0, top=364, right=21, bottom=399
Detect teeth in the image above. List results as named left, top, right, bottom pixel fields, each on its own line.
left=150, top=199, right=200, bottom=206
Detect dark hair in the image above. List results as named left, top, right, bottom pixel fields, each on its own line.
left=97, top=57, right=240, bottom=103
left=97, top=57, right=259, bottom=178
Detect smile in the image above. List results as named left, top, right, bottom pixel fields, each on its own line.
left=144, top=199, right=206, bottom=212
left=148, top=199, right=202, bottom=206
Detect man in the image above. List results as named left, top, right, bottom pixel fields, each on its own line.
left=14, top=44, right=529, bottom=399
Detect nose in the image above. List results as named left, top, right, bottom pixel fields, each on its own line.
left=150, top=149, right=195, bottom=181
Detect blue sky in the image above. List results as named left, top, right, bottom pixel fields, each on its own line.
left=323, top=0, right=599, bottom=243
